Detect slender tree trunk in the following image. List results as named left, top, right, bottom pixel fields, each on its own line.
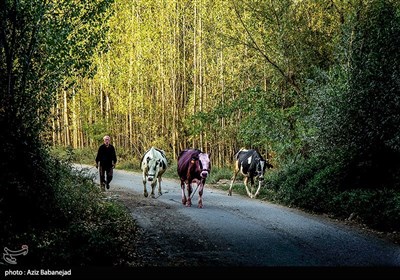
left=72, top=88, right=78, bottom=148
left=63, top=88, right=70, bottom=146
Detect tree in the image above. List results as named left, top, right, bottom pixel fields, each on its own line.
left=312, top=0, right=400, bottom=189
left=0, top=0, right=114, bottom=243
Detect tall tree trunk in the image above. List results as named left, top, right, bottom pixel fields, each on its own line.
left=63, top=88, right=70, bottom=146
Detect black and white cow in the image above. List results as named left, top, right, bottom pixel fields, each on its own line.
left=228, top=148, right=273, bottom=199
left=141, top=147, right=168, bottom=198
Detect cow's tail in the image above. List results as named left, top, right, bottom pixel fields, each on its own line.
left=233, top=147, right=246, bottom=159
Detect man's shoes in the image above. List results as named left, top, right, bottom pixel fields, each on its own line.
left=106, top=183, right=110, bottom=189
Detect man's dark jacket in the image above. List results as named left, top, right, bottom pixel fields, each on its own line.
left=96, top=144, right=117, bottom=168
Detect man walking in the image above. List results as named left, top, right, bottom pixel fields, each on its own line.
left=95, top=135, right=117, bottom=190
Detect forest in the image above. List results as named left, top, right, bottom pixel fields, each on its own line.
left=1, top=0, right=400, bottom=266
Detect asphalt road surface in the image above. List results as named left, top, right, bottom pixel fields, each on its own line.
left=75, top=164, right=400, bottom=270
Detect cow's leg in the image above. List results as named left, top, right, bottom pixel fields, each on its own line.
left=150, top=180, right=156, bottom=198
left=244, top=177, right=253, bottom=198
left=157, top=176, right=163, bottom=196
left=198, top=181, right=204, bottom=208
left=142, top=172, right=148, bottom=197
left=186, top=183, right=192, bottom=207
left=181, top=180, right=187, bottom=205
left=254, top=180, right=262, bottom=198
left=228, top=169, right=239, bottom=196
left=250, top=177, right=255, bottom=198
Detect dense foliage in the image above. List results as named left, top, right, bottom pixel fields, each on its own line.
left=310, top=0, right=400, bottom=190
left=0, top=0, right=140, bottom=266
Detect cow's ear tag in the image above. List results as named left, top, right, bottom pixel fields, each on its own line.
left=191, top=160, right=195, bottom=163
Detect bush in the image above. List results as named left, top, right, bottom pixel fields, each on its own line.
left=1, top=142, right=139, bottom=266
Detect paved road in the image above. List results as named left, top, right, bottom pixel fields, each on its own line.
left=75, top=164, right=400, bottom=268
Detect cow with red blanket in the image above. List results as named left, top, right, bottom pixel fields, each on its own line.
left=177, top=149, right=211, bottom=208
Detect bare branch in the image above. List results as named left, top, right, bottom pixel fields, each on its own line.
left=231, top=1, right=303, bottom=98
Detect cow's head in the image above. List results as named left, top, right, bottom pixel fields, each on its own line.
left=198, top=153, right=211, bottom=178
left=146, top=156, right=162, bottom=181
left=256, top=159, right=273, bottom=181
left=255, top=159, right=266, bottom=181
